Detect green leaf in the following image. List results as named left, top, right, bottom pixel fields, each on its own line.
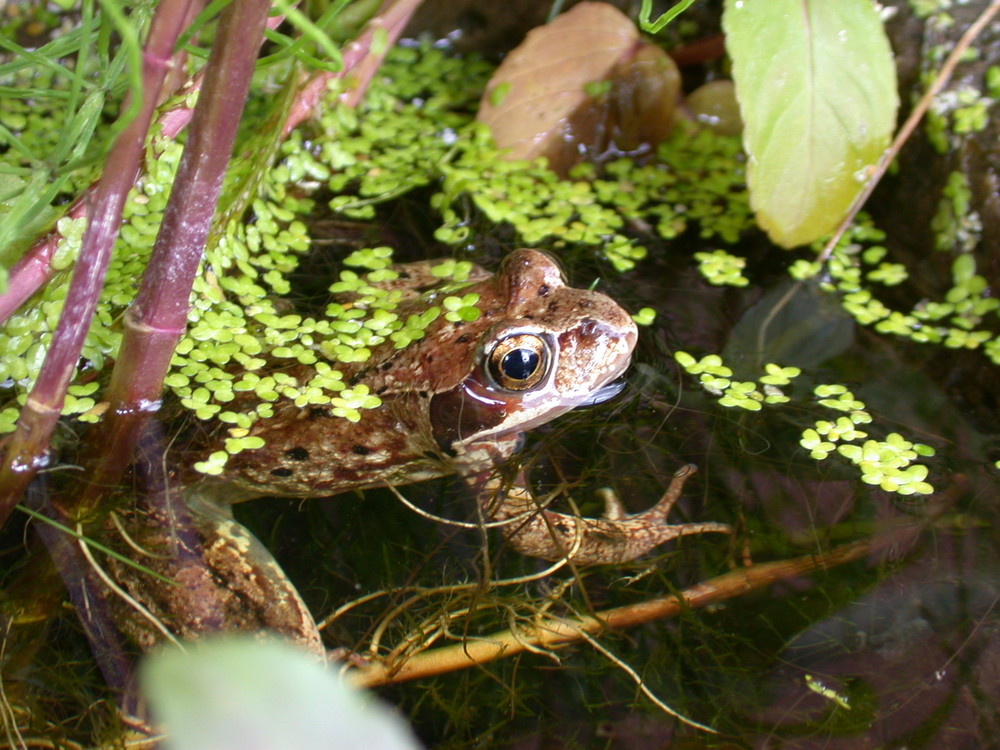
left=141, top=638, right=419, bottom=750
left=638, top=0, right=698, bottom=33
left=723, top=0, right=898, bottom=247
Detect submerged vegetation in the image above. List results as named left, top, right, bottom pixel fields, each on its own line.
left=0, top=0, right=998, bottom=746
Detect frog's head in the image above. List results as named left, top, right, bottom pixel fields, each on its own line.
left=431, top=249, right=638, bottom=452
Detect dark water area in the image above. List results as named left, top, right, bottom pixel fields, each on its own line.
left=2, top=2, right=999, bottom=748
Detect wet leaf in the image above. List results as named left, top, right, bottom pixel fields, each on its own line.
left=477, top=2, right=679, bottom=175
left=723, top=0, right=898, bottom=247
left=723, top=279, right=855, bottom=374
left=141, top=638, right=420, bottom=750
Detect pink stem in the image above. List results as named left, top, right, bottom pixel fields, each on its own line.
left=282, top=0, right=425, bottom=135
left=0, top=0, right=199, bottom=527
left=81, top=0, right=273, bottom=503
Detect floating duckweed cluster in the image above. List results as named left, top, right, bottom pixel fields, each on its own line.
left=631, top=307, right=657, bottom=326
left=787, top=212, right=1000, bottom=365
left=799, top=384, right=935, bottom=495
left=674, top=352, right=936, bottom=495
left=931, top=170, right=981, bottom=253
left=438, top=121, right=752, bottom=272
left=674, top=353, right=798, bottom=411
left=925, top=76, right=994, bottom=153
left=694, top=249, right=749, bottom=287
left=303, top=44, right=752, bottom=272
left=919, top=25, right=997, bottom=152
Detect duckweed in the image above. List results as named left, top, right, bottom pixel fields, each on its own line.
left=675, top=351, right=935, bottom=495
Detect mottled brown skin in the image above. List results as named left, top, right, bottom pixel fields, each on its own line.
left=210, top=249, right=638, bottom=500
left=110, top=250, right=728, bottom=654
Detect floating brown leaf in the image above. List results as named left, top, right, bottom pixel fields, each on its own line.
left=477, top=2, right=679, bottom=176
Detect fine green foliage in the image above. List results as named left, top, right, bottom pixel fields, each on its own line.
left=0, top=0, right=147, bottom=288
left=694, top=249, right=749, bottom=287
left=723, top=0, right=898, bottom=247
left=638, top=0, right=698, bottom=34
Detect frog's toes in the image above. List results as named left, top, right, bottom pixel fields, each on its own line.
left=499, top=464, right=730, bottom=565
left=501, top=508, right=731, bottom=566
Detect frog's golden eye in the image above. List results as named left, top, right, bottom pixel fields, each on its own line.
left=486, top=333, right=550, bottom=391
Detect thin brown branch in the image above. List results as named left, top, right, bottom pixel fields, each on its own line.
left=817, top=0, right=1000, bottom=263
left=347, top=526, right=918, bottom=688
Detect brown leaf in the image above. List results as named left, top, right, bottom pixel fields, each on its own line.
left=477, top=2, right=680, bottom=176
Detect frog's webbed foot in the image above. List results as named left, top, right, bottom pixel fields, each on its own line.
left=482, top=464, right=731, bottom=565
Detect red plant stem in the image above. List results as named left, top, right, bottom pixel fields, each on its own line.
left=0, top=12, right=286, bottom=326
left=82, top=0, right=273, bottom=502
left=282, top=0, right=425, bottom=135
left=0, top=0, right=199, bottom=528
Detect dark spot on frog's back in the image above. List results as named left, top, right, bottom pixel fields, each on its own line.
left=270, top=467, right=294, bottom=477
left=284, top=447, right=309, bottom=461
left=352, top=444, right=371, bottom=455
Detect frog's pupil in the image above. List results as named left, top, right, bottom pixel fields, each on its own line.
left=502, top=349, right=539, bottom=380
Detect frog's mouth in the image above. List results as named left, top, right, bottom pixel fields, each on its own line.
left=430, top=369, right=631, bottom=452
left=578, top=376, right=627, bottom=406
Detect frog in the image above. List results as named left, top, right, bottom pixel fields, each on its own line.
left=102, top=249, right=730, bottom=656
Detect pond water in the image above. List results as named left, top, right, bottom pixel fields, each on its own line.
left=2, top=2, right=999, bottom=748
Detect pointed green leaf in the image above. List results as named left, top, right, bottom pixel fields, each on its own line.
left=723, top=0, right=898, bottom=247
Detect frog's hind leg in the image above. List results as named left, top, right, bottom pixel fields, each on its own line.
left=99, top=487, right=325, bottom=657
left=481, top=463, right=731, bottom=566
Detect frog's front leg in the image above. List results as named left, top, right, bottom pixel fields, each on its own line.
left=475, top=464, right=731, bottom=565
